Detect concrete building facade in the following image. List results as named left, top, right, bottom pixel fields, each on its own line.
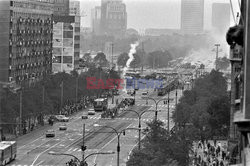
left=69, top=0, right=80, bottom=16
left=100, top=0, right=127, bottom=38
left=53, top=0, right=69, bottom=16
left=181, top=0, right=204, bottom=34
left=0, top=0, right=54, bottom=86
left=91, top=6, right=101, bottom=35
left=52, top=15, right=80, bottom=73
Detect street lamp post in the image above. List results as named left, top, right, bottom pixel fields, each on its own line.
left=146, top=97, right=166, bottom=121
left=76, top=76, right=78, bottom=103
left=125, top=109, right=155, bottom=150
left=94, top=124, right=139, bottom=166
left=48, top=151, right=114, bottom=165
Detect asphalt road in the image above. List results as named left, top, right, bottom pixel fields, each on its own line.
left=7, top=88, right=181, bottom=166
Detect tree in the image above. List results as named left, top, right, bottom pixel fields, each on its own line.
left=127, top=120, right=193, bottom=166
left=93, top=52, right=109, bottom=67
left=216, top=56, right=230, bottom=70
left=117, top=52, right=129, bottom=67
left=173, top=70, right=230, bottom=140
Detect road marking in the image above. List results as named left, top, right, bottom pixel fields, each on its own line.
left=18, top=135, right=44, bottom=149
left=93, top=123, right=133, bottom=164
left=35, top=160, right=44, bottom=166
left=31, top=141, right=62, bottom=166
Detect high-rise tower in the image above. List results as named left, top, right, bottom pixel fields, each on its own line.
left=181, top=0, right=204, bottom=34
left=100, top=0, right=127, bottom=38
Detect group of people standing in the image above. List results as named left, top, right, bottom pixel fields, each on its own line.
left=193, top=140, right=230, bottom=166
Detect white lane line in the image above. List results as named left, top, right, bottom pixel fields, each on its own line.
left=35, top=160, right=44, bottom=166
left=31, top=141, right=62, bottom=166
left=18, top=135, right=44, bottom=149
left=93, top=124, right=133, bottom=164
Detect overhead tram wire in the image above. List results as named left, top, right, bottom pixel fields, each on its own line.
left=237, top=0, right=244, bottom=26
left=229, top=0, right=237, bottom=25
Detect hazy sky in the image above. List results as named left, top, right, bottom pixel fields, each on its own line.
left=80, top=0, right=240, bottom=30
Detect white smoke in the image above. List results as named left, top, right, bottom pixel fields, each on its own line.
left=178, top=30, right=230, bottom=72
left=122, top=41, right=139, bottom=93
left=123, top=41, right=139, bottom=77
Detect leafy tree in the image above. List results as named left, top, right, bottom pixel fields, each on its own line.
left=216, top=56, right=230, bottom=70
left=173, top=69, right=230, bottom=140
left=127, top=120, right=192, bottom=166
left=93, top=52, right=109, bottom=67
left=117, top=52, right=129, bottom=67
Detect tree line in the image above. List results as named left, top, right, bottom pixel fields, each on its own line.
left=127, top=70, right=230, bottom=166
left=1, top=65, right=120, bottom=133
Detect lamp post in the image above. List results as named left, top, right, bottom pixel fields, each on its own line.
left=94, top=124, right=139, bottom=166
left=125, top=109, right=155, bottom=150
left=48, top=151, right=114, bottom=165
left=76, top=75, right=79, bottom=103
left=146, top=97, right=167, bottom=121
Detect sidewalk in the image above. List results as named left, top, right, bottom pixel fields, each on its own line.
left=4, top=107, right=87, bottom=142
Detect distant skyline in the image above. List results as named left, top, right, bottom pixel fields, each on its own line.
left=80, top=0, right=240, bottom=31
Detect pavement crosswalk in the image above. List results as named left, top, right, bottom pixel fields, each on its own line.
left=75, top=116, right=170, bottom=123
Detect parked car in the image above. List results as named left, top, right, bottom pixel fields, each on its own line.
left=88, top=109, right=95, bottom=115
left=142, top=91, right=148, bottom=96
left=59, top=124, right=67, bottom=130
left=55, top=115, right=69, bottom=122
left=45, top=129, right=55, bottom=137
left=82, top=113, right=88, bottom=119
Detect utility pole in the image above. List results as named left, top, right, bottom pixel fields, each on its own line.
left=214, top=44, right=221, bottom=70
left=111, top=43, right=114, bottom=68
left=19, top=90, right=22, bottom=135
left=60, top=81, right=63, bottom=114
left=76, top=76, right=78, bottom=103
left=82, top=123, right=85, bottom=161
left=141, top=42, right=144, bottom=75
left=167, top=91, right=170, bottom=132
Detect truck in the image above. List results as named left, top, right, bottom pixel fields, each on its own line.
left=0, top=141, right=17, bottom=165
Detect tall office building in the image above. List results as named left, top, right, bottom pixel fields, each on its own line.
left=0, top=0, right=54, bottom=87
left=212, top=3, right=230, bottom=34
left=52, top=16, right=80, bottom=73
left=91, top=6, right=101, bottom=35
left=100, top=0, right=127, bottom=38
left=52, top=0, right=80, bottom=73
left=181, top=0, right=204, bottom=34
left=69, top=0, right=80, bottom=16
left=53, top=0, right=69, bottom=16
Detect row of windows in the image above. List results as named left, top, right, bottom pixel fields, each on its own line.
left=11, top=11, right=51, bottom=21
left=9, top=67, right=51, bottom=79
left=11, top=1, right=53, bottom=12
left=108, top=14, right=125, bottom=20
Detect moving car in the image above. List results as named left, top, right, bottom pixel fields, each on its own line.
left=45, top=130, right=55, bottom=137
left=142, top=91, right=148, bottom=96
left=59, top=124, right=67, bottom=130
left=88, top=109, right=95, bottom=115
left=82, top=113, right=88, bottom=119
left=55, top=115, right=69, bottom=122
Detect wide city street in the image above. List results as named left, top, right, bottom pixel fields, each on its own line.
left=7, top=88, right=181, bottom=166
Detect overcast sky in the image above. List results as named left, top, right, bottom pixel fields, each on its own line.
left=80, top=0, right=240, bottom=31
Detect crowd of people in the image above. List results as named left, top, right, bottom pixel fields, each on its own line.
left=193, top=140, right=230, bottom=166
left=61, top=96, right=92, bottom=116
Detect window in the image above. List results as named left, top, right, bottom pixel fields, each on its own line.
left=74, top=44, right=80, bottom=49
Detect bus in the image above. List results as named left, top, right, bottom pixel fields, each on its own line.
left=93, top=98, right=108, bottom=111
left=0, top=141, right=17, bottom=166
